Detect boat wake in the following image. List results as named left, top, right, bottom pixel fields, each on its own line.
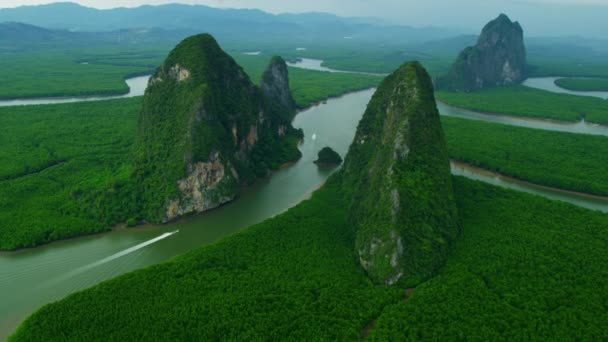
left=41, top=231, right=179, bottom=287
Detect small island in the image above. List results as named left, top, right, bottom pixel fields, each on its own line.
left=314, top=146, right=343, bottom=165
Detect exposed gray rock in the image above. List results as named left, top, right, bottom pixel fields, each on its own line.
left=261, top=56, right=296, bottom=113
left=438, top=14, right=527, bottom=92
left=133, top=34, right=301, bottom=223
left=341, top=62, right=459, bottom=285
left=165, top=152, right=237, bottom=222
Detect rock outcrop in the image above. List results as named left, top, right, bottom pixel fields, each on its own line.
left=340, top=62, right=459, bottom=285
left=314, top=147, right=342, bottom=165
left=133, top=34, right=301, bottom=222
left=438, top=14, right=526, bottom=92
left=261, top=56, right=297, bottom=116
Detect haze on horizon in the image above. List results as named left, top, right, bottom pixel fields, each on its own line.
left=1, top=0, right=608, bottom=37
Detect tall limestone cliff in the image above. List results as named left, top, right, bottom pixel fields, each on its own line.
left=438, top=14, right=527, bottom=92
left=261, top=56, right=297, bottom=121
left=340, top=62, right=459, bottom=285
left=132, top=34, right=301, bottom=222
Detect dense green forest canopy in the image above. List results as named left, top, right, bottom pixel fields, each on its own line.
left=443, top=116, right=608, bottom=196
left=11, top=177, right=608, bottom=340
left=554, top=78, right=608, bottom=92
left=0, top=54, right=381, bottom=250
left=436, top=86, right=608, bottom=124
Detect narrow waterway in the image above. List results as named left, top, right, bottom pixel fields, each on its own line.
left=0, top=89, right=375, bottom=340
left=523, top=77, right=608, bottom=100
left=0, top=75, right=150, bottom=107
left=437, top=101, right=608, bottom=136
left=2, top=62, right=608, bottom=339
left=451, top=161, right=608, bottom=213
left=287, top=58, right=386, bottom=76
left=288, top=58, right=608, bottom=136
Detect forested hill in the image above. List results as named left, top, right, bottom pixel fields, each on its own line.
left=11, top=62, right=608, bottom=340
left=132, top=34, right=302, bottom=223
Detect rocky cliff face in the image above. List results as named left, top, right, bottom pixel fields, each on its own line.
left=261, top=56, right=297, bottom=115
left=133, top=34, right=301, bottom=222
left=438, top=14, right=526, bottom=92
left=340, top=62, right=459, bottom=285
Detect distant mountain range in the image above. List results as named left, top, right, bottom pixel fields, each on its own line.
left=1, top=2, right=607, bottom=58
left=0, top=2, right=461, bottom=48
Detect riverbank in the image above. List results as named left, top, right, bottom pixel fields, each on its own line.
left=0, top=75, right=151, bottom=107
left=0, top=87, right=374, bottom=339
left=451, top=161, right=608, bottom=213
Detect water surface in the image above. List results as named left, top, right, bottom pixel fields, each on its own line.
left=438, top=101, right=608, bottom=136
left=451, top=161, right=608, bottom=213
left=0, top=89, right=374, bottom=340
left=3, top=64, right=608, bottom=339
left=523, top=77, right=608, bottom=100
left=288, top=59, right=608, bottom=135
left=287, top=58, right=386, bottom=76
left=0, top=76, right=150, bottom=107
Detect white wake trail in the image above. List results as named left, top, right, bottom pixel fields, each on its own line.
left=42, top=230, right=179, bottom=287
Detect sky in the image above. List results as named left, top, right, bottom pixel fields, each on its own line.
left=1, top=0, right=608, bottom=34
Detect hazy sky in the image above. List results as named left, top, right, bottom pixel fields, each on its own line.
left=2, top=0, right=608, bottom=34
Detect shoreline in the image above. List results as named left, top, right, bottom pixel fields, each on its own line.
left=296, top=87, right=376, bottom=113
left=0, top=71, right=154, bottom=102
left=436, top=99, right=608, bottom=129
left=0, top=87, right=374, bottom=254
left=451, top=160, right=608, bottom=203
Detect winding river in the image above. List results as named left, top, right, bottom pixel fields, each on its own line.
left=523, top=77, right=608, bottom=100
left=1, top=63, right=608, bottom=339
left=288, top=58, right=608, bottom=136
left=0, top=88, right=373, bottom=339
left=0, top=76, right=150, bottom=107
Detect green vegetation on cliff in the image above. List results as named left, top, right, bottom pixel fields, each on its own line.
left=438, top=14, right=526, bottom=92
left=10, top=179, right=402, bottom=341
left=554, top=78, right=608, bottom=92
left=436, top=86, right=608, bottom=123
left=131, top=34, right=276, bottom=222
left=0, top=46, right=381, bottom=251
left=9, top=60, right=608, bottom=340
left=340, top=62, right=459, bottom=285
left=443, top=116, right=608, bottom=196
left=368, top=178, right=608, bottom=341
left=234, top=54, right=383, bottom=108
left=11, top=177, right=608, bottom=340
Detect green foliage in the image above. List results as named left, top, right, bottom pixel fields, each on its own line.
left=437, top=14, right=526, bottom=92
left=340, top=62, right=459, bottom=285
left=234, top=53, right=383, bottom=108
left=0, top=48, right=160, bottom=99
left=0, top=98, right=140, bottom=250
left=529, top=56, right=608, bottom=78
left=368, top=177, right=608, bottom=340
left=10, top=180, right=401, bottom=341
left=0, top=48, right=379, bottom=250
left=314, top=146, right=342, bottom=165
left=12, top=177, right=608, bottom=340
left=443, top=116, right=608, bottom=196
left=436, top=85, right=608, bottom=123
left=555, top=78, right=608, bottom=92
left=131, top=34, right=302, bottom=222
left=288, top=68, right=382, bottom=108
